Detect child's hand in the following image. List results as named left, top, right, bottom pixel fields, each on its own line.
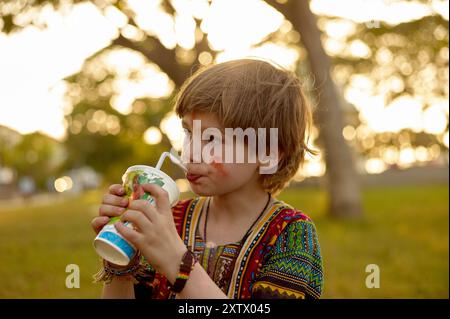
left=91, top=184, right=129, bottom=234
left=113, top=183, right=187, bottom=283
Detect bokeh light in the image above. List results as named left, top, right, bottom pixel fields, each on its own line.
left=160, top=112, right=184, bottom=151
left=0, top=0, right=448, bottom=182
left=175, top=178, right=190, bottom=193
left=54, top=176, right=73, bottom=193
left=143, top=126, right=163, bottom=145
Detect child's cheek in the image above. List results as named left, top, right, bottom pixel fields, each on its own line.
left=211, top=157, right=228, bottom=177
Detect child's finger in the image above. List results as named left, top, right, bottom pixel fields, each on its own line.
left=109, top=184, right=125, bottom=196
left=91, top=216, right=109, bottom=234
left=128, top=199, right=158, bottom=223
left=115, top=221, right=144, bottom=247
left=142, top=183, right=170, bottom=214
left=99, top=204, right=126, bottom=217
left=102, top=194, right=128, bottom=207
left=120, top=209, right=152, bottom=230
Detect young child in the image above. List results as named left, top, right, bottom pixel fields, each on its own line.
left=91, top=58, right=324, bottom=299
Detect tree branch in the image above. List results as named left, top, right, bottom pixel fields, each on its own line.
left=112, top=34, right=190, bottom=87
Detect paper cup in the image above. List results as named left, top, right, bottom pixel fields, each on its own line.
left=93, top=165, right=180, bottom=266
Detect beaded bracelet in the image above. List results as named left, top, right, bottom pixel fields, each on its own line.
left=93, top=252, right=155, bottom=284
left=167, top=250, right=197, bottom=293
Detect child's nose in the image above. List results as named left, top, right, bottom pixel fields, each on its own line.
left=182, top=138, right=199, bottom=163
left=182, top=137, right=212, bottom=164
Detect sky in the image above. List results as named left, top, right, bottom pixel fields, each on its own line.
left=0, top=0, right=448, bottom=177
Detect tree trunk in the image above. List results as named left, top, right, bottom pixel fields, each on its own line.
left=266, top=0, right=363, bottom=218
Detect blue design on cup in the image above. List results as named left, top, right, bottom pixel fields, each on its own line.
left=98, top=231, right=135, bottom=260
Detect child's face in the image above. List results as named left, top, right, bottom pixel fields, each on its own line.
left=181, top=111, right=262, bottom=196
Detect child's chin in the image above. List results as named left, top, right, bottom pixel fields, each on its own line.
left=190, top=184, right=215, bottom=197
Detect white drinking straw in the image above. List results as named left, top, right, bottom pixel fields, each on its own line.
left=155, top=151, right=188, bottom=172
left=155, top=152, right=169, bottom=170
left=169, top=152, right=188, bottom=172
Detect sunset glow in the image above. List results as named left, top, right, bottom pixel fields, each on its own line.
left=0, top=0, right=448, bottom=177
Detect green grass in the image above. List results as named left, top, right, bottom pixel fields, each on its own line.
left=0, top=184, right=448, bottom=298
left=280, top=184, right=449, bottom=298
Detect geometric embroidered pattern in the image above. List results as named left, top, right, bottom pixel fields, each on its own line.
left=251, top=220, right=323, bottom=299
left=133, top=198, right=324, bottom=299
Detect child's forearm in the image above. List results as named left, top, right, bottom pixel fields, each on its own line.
left=175, top=263, right=228, bottom=299
left=100, top=263, right=226, bottom=299
left=102, top=277, right=135, bottom=299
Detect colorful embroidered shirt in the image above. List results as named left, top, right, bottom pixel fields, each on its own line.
left=133, top=197, right=324, bottom=299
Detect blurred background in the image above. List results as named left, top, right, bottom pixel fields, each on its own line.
left=0, top=0, right=448, bottom=298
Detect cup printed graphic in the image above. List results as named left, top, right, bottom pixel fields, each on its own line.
left=93, top=165, right=179, bottom=266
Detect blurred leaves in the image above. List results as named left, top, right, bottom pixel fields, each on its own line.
left=331, top=14, right=449, bottom=105
left=0, top=0, right=85, bottom=33
left=63, top=56, right=179, bottom=183
left=0, top=130, right=63, bottom=189
left=1, top=0, right=448, bottom=189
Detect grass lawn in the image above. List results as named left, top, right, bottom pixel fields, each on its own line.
left=0, top=184, right=448, bottom=298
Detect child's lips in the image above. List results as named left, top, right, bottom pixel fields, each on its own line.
left=186, top=172, right=203, bottom=183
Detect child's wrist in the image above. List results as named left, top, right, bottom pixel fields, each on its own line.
left=167, top=249, right=197, bottom=293
left=93, top=252, right=155, bottom=284
left=164, top=246, right=188, bottom=284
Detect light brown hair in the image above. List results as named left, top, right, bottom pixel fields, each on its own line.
left=174, top=58, right=318, bottom=195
